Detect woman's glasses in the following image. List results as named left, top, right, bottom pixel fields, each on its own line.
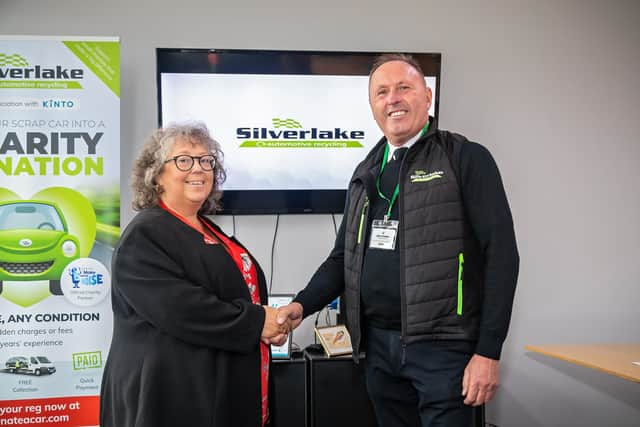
left=164, top=154, right=216, bottom=171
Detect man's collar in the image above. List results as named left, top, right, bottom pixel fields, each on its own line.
left=386, top=127, right=423, bottom=163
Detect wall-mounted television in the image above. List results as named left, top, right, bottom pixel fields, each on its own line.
left=156, top=48, right=441, bottom=214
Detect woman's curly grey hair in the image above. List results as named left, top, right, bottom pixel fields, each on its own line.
left=131, top=122, right=226, bottom=214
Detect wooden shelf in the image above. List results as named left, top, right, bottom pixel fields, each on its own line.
left=525, top=343, right=640, bottom=383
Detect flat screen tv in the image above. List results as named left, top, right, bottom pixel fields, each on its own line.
left=157, top=48, right=441, bottom=214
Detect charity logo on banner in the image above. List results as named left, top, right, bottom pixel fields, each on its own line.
left=0, top=35, right=120, bottom=427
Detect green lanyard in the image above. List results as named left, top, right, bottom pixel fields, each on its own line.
left=375, top=121, right=430, bottom=221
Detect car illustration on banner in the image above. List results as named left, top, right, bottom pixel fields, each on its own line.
left=0, top=200, right=80, bottom=295
left=5, top=356, right=56, bottom=376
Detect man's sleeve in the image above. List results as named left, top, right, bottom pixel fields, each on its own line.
left=460, top=142, right=520, bottom=360
left=293, top=199, right=348, bottom=317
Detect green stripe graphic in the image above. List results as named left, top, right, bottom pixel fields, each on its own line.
left=63, top=40, right=120, bottom=97
left=411, top=175, right=443, bottom=183
left=272, top=118, right=302, bottom=128
left=0, top=53, right=29, bottom=67
left=0, top=80, right=82, bottom=89
left=240, top=140, right=363, bottom=148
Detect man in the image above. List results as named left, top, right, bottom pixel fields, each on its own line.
left=277, top=53, right=519, bottom=426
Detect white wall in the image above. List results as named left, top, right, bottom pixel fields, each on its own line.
left=2, top=1, right=639, bottom=425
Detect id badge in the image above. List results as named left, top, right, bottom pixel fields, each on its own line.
left=369, top=219, right=399, bottom=250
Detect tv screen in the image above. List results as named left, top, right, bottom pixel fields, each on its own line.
left=157, top=48, right=441, bottom=214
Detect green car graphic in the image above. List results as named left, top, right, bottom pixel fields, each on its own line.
left=0, top=200, right=80, bottom=295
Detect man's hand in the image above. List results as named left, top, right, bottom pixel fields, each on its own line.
left=462, top=354, right=499, bottom=406
left=261, top=306, right=290, bottom=345
left=277, top=302, right=304, bottom=331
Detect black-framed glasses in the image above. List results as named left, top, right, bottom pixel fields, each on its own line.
left=164, top=154, right=216, bottom=171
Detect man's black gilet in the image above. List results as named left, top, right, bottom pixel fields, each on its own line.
left=342, top=130, right=484, bottom=355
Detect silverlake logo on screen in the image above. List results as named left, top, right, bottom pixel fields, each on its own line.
left=236, top=117, right=365, bottom=148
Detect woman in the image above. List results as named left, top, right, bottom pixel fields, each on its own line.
left=100, top=123, right=287, bottom=427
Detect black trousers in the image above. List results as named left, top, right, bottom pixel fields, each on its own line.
left=364, top=327, right=474, bottom=427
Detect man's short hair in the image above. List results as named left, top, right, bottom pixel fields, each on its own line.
left=369, top=53, right=425, bottom=81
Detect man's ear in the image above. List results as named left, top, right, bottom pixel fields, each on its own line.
left=425, top=87, right=433, bottom=111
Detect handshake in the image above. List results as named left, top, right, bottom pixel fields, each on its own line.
left=261, top=302, right=304, bottom=346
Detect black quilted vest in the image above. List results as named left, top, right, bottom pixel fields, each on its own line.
left=342, top=128, right=484, bottom=356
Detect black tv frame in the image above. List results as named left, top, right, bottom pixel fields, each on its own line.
left=156, top=48, right=441, bottom=215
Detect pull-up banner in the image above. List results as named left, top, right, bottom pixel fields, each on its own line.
left=0, top=35, right=120, bottom=427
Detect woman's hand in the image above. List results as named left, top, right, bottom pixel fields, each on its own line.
left=261, top=306, right=291, bottom=345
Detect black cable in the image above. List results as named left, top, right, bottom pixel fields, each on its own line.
left=331, top=213, right=338, bottom=236
left=268, top=213, right=280, bottom=294
left=329, top=214, right=340, bottom=326
left=313, top=310, right=323, bottom=343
